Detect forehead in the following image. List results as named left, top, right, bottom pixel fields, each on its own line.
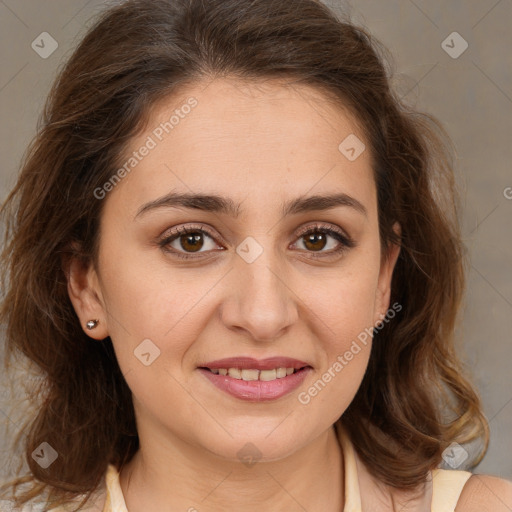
left=104, top=77, right=376, bottom=219
left=148, top=77, right=367, bottom=158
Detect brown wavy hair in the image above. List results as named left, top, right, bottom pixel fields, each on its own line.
left=0, top=0, right=489, bottom=509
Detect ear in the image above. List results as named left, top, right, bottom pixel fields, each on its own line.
left=374, top=222, right=401, bottom=326
left=62, top=245, right=109, bottom=340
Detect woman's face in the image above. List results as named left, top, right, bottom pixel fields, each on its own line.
left=68, top=78, right=400, bottom=462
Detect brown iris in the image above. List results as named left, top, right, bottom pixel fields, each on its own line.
left=303, top=232, right=327, bottom=252
left=179, top=232, right=204, bottom=252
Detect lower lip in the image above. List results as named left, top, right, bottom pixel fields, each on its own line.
left=198, top=367, right=312, bottom=402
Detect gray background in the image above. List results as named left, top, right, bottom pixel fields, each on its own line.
left=0, top=0, right=511, bottom=484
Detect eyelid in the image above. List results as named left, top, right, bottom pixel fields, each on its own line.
left=160, top=223, right=224, bottom=245
left=157, top=223, right=224, bottom=260
left=294, top=222, right=353, bottom=244
left=158, top=221, right=355, bottom=259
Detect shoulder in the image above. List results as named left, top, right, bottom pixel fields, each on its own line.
left=455, top=474, right=512, bottom=511
left=46, top=482, right=107, bottom=511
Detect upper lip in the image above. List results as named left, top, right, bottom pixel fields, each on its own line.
left=199, top=357, right=312, bottom=371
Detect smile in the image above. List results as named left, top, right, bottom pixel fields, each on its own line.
left=198, top=366, right=312, bottom=401
left=203, top=367, right=301, bottom=381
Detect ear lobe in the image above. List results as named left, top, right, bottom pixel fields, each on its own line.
left=63, top=248, right=109, bottom=340
left=374, top=222, right=401, bottom=326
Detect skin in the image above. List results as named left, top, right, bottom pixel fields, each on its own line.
left=67, top=77, right=402, bottom=511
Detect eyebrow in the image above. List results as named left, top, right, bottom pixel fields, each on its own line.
left=134, top=191, right=367, bottom=220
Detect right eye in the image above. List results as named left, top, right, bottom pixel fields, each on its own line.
left=158, top=224, right=225, bottom=260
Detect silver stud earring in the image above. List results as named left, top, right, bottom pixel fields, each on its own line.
left=86, top=319, right=99, bottom=330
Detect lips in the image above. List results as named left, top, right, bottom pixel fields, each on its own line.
left=198, top=367, right=312, bottom=401
left=197, top=356, right=313, bottom=402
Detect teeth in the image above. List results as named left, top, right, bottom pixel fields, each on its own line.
left=276, top=368, right=287, bottom=378
left=259, top=369, right=277, bottom=381
left=228, top=368, right=241, bottom=379
left=208, top=367, right=300, bottom=381
left=241, top=369, right=259, bottom=381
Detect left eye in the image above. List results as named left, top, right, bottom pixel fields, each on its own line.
left=159, top=224, right=353, bottom=259
left=292, top=227, right=347, bottom=253
left=159, top=225, right=221, bottom=257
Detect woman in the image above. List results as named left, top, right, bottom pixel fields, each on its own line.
left=1, top=0, right=511, bottom=510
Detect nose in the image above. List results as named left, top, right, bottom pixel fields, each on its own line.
left=219, top=250, right=299, bottom=343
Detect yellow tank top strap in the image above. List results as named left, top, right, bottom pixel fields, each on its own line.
left=335, top=422, right=363, bottom=512
left=103, top=464, right=128, bottom=512
left=101, top=488, right=111, bottom=512
left=430, top=468, right=472, bottom=512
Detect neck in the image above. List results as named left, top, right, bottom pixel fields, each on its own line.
left=119, top=424, right=344, bottom=512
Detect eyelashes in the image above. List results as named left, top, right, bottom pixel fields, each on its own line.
left=158, top=224, right=222, bottom=260
left=157, top=222, right=356, bottom=261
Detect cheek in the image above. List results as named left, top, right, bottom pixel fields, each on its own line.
left=98, top=244, right=220, bottom=372
left=297, top=281, right=376, bottom=424
left=303, top=253, right=379, bottom=396
left=313, top=256, right=380, bottom=346
left=99, top=260, right=210, bottom=417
